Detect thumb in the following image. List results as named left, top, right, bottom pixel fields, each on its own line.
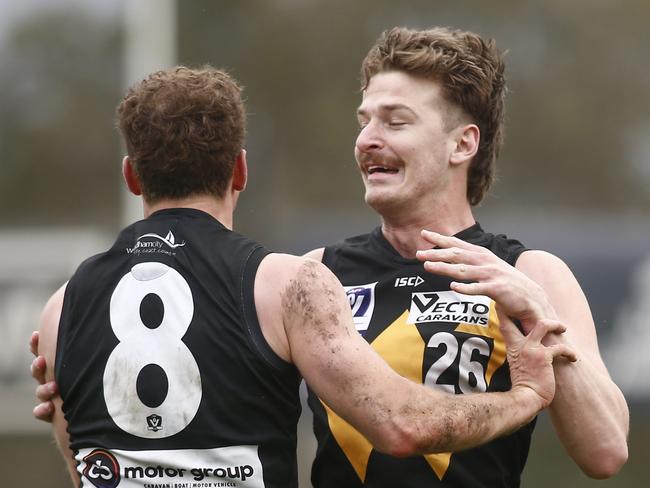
left=496, top=306, right=522, bottom=345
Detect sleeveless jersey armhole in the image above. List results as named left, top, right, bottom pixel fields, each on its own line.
left=240, top=246, right=297, bottom=372
left=54, top=280, right=75, bottom=390
left=508, top=244, right=529, bottom=266
left=321, top=245, right=338, bottom=269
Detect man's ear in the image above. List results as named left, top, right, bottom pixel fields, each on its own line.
left=122, top=156, right=142, bottom=196
left=232, top=149, right=248, bottom=192
left=450, top=124, right=480, bottom=166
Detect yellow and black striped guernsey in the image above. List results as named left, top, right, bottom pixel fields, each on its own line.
left=309, top=223, right=535, bottom=488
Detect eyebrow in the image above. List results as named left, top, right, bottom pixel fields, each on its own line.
left=357, top=103, right=418, bottom=118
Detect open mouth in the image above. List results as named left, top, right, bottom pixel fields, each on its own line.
left=368, top=165, right=399, bottom=175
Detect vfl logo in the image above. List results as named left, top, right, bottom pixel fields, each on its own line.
left=344, top=282, right=378, bottom=332
left=407, top=290, right=491, bottom=326
left=146, top=414, right=163, bottom=432
left=126, top=231, right=186, bottom=254
left=394, top=276, right=424, bottom=288
left=82, top=449, right=120, bottom=488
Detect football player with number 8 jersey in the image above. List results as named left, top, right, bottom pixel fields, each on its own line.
left=36, top=65, right=579, bottom=488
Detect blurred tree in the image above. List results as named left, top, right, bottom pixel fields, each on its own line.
left=178, top=0, right=374, bottom=243
left=178, top=0, right=650, bottom=232
left=1, top=0, right=648, bottom=230
left=498, top=1, right=650, bottom=211
left=0, top=9, right=122, bottom=227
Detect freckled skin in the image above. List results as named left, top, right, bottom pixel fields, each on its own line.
left=278, top=258, right=550, bottom=455
left=282, top=261, right=348, bottom=347
left=282, top=261, right=397, bottom=419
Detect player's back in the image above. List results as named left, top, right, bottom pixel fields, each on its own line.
left=56, top=207, right=301, bottom=488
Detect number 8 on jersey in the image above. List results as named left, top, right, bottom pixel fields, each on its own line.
left=104, top=262, right=202, bottom=438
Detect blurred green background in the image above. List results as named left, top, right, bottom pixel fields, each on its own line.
left=1, top=0, right=648, bottom=486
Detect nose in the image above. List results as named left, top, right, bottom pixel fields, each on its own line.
left=355, top=121, right=384, bottom=154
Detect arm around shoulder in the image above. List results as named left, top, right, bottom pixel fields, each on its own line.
left=261, top=254, right=553, bottom=457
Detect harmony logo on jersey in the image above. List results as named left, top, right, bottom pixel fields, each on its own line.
left=407, top=290, right=491, bottom=326
left=82, top=449, right=121, bottom=488
left=394, top=276, right=424, bottom=288
left=126, top=231, right=186, bottom=255
left=147, top=414, right=163, bottom=432
left=344, top=282, right=378, bottom=332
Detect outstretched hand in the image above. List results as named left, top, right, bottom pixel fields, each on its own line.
left=416, top=230, right=555, bottom=333
left=498, top=309, right=577, bottom=409
left=29, top=331, right=56, bottom=422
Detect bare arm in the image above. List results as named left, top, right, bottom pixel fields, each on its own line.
left=37, top=283, right=80, bottom=487
left=255, top=253, right=575, bottom=457
left=517, top=251, right=629, bottom=478
left=302, top=247, right=324, bottom=261
left=417, top=231, right=629, bottom=477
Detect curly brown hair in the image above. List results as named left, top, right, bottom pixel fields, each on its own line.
left=361, top=27, right=507, bottom=206
left=116, top=66, right=246, bottom=202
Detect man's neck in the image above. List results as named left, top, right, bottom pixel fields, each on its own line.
left=143, top=194, right=234, bottom=229
left=380, top=206, right=475, bottom=259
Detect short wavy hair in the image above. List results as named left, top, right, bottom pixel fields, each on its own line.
left=361, top=27, right=507, bottom=205
left=116, top=66, right=246, bottom=202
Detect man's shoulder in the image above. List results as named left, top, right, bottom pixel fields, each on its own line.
left=470, top=224, right=528, bottom=266
left=516, top=249, right=572, bottom=276
left=301, top=228, right=374, bottom=262
left=329, top=230, right=376, bottom=250
left=257, top=253, right=332, bottom=288
left=303, top=248, right=324, bottom=262
left=255, top=252, right=343, bottom=338
left=322, top=229, right=378, bottom=258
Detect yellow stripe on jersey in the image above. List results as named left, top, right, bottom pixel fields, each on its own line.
left=323, top=310, right=453, bottom=481
left=323, top=302, right=506, bottom=482
left=454, top=300, right=506, bottom=384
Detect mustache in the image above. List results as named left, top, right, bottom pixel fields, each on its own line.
left=357, top=151, right=400, bottom=167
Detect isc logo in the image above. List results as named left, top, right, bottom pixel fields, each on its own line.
left=344, top=282, right=378, bottom=332
left=394, top=276, right=424, bottom=287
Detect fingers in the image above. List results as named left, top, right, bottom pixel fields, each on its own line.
left=527, top=319, right=566, bottom=344
left=505, top=318, right=577, bottom=363
left=422, top=260, right=489, bottom=284
left=496, top=309, right=523, bottom=343
left=416, top=247, right=478, bottom=264
left=29, top=331, right=39, bottom=357
left=30, top=356, right=47, bottom=384
left=33, top=401, right=55, bottom=423
left=547, top=343, right=578, bottom=363
left=31, top=353, right=57, bottom=423
left=420, top=230, right=483, bottom=253
left=417, top=231, right=498, bottom=283
left=417, top=246, right=492, bottom=271
left=36, top=381, right=57, bottom=402
left=449, top=280, right=490, bottom=296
